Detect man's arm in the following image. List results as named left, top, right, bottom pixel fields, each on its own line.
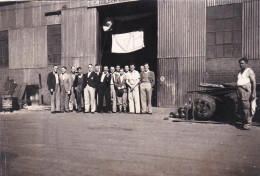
left=249, top=69, right=256, bottom=100
left=151, top=71, right=155, bottom=87
left=132, top=72, right=140, bottom=89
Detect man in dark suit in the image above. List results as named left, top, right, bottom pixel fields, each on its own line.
left=97, top=66, right=112, bottom=113
left=83, top=64, right=98, bottom=113
left=47, top=65, right=60, bottom=113
left=95, top=64, right=101, bottom=109
left=74, top=67, right=84, bottom=112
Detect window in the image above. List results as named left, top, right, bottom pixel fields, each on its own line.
left=47, top=24, right=61, bottom=65
left=206, top=3, right=242, bottom=58
left=0, top=30, right=8, bottom=67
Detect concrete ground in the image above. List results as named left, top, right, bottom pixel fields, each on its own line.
left=0, top=109, right=260, bottom=176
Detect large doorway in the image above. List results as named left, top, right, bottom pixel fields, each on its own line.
left=97, top=1, right=157, bottom=105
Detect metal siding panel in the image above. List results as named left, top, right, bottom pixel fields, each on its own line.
left=243, top=0, right=260, bottom=59
left=157, top=57, right=206, bottom=108
left=158, top=0, right=206, bottom=58
left=207, top=0, right=254, bottom=7
left=9, top=26, right=47, bottom=69
left=157, top=58, right=178, bottom=107
left=16, top=4, right=24, bottom=28
left=61, top=7, right=98, bottom=69
left=177, top=57, right=206, bottom=107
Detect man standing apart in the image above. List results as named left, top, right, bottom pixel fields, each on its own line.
left=140, top=63, right=155, bottom=115
left=110, top=66, right=117, bottom=113
left=59, top=66, right=72, bottom=113
left=74, top=67, right=84, bottom=112
left=47, top=65, right=60, bottom=113
left=83, top=64, right=98, bottom=113
left=97, top=66, right=112, bottom=113
left=69, top=66, right=77, bottom=112
left=126, top=64, right=141, bottom=114
left=114, top=68, right=128, bottom=113
left=237, top=58, right=256, bottom=130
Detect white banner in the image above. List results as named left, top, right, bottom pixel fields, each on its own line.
left=112, top=31, right=145, bottom=53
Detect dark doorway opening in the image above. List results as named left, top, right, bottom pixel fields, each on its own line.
left=97, top=0, right=158, bottom=105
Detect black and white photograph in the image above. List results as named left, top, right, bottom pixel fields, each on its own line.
left=0, top=0, right=260, bottom=175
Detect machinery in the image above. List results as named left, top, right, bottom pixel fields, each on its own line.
left=187, top=83, right=255, bottom=121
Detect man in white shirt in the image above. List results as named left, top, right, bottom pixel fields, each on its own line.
left=126, top=64, right=141, bottom=114
left=237, top=58, right=256, bottom=130
left=110, top=66, right=117, bottom=113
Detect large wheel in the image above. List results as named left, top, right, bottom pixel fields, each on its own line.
left=193, top=95, right=216, bottom=120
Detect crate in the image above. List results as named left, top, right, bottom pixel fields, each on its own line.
left=2, top=95, right=13, bottom=112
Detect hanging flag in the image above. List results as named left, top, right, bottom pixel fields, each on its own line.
left=112, top=31, right=145, bottom=53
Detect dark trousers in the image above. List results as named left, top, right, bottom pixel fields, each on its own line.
left=75, top=85, right=84, bottom=111
left=98, top=86, right=111, bottom=112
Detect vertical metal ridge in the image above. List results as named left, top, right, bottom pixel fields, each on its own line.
left=207, top=0, right=255, bottom=7
left=158, top=0, right=206, bottom=58
left=242, top=0, right=260, bottom=60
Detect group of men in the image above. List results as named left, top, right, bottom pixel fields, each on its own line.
left=47, top=63, right=155, bottom=114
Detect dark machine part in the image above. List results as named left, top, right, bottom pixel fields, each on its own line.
left=188, top=83, right=238, bottom=120
left=192, top=95, right=216, bottom=120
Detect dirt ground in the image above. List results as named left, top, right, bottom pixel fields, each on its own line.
left=0, top=109, right=260, bottom=176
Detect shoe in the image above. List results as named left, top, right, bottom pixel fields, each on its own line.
left=51, top=111, right=56, bottom=114
left=108, top=111, right=112, bottom=114
left=65, top=110, right=69, bottom=113
left=69, top=110, right=73, bottom=112
left=84, top=111, right=89, bottom=113
left=148, top=112, right=152, bottom=115
left=91, top=112, right=95, bottom=114
left=243, top=124, right=250, bottom=130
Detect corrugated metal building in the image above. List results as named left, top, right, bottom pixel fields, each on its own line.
left=0, top=0, right=259, bottom=108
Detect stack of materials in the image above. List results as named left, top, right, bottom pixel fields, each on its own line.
left=0, top=77, right=26, bottom=112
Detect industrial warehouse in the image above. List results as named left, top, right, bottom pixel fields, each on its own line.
left=0, top=0, right=260, bottom=175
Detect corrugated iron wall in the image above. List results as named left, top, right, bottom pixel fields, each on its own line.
left=207, top=0, right=254, bottom=7
left=242, top=0, right=260, bottom=60
left=0, top=1, right=66, bottom=30
left=177, top=57, right=206, bottom=106
left=61, top=7, right=99, bottom=70
left=9, top=26, right=47, bottom=69
left=157, top=58, right=178, bottom=107
left=157, top=0, right=207, bottom=107
left=158, top=0, right=206, bottom=58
